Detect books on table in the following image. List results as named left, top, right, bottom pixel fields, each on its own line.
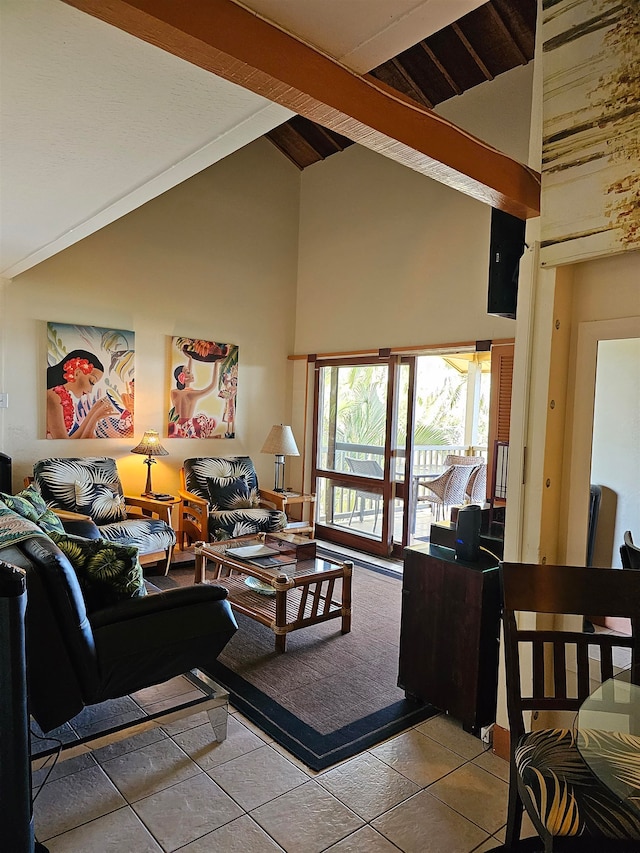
left=225, top=542, right=297, bottom=570
left=225, top=544, right=280, bottom=559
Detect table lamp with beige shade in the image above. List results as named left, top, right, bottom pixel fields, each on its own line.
left=261, top=424, right=299, bottom=493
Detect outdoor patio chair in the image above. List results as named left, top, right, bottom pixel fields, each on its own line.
left=415, top=463, right=473, bottom=521
left=464, top=462, right=487, bottom=505
left=345, top=457, right=383, bottom=531
left=444, top=454, right=484, bottom=467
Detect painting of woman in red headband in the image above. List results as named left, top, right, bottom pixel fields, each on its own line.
left=46, top=323, right=135, bottom=439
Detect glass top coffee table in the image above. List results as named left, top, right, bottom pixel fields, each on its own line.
left=194, top=533, right=352, bottom=652
left=576, top=665, right=640, bottom=816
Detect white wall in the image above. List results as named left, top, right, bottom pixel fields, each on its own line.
left=294, top=64, right=534, bottom=356
left=435, top=63, right=534, bottom=166
left=591, top=337, right=640, bottom=566
left=295, top=144, right=514, bottom=355
left=0, top=139, right=301, bottom=495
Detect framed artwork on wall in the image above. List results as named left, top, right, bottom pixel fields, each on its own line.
left=167, top=337, right=238, bottom=439
left=46, top=323, right=135, bottom=439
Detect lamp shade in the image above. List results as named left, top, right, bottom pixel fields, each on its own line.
left=131, top=430, right=168, bottom=457
left=261, top=425, right=300, bottom=457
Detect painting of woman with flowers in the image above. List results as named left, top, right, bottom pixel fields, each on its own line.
left=168, top=337, right=238, bottom=438
left=46, top=323, right=135, bottom=439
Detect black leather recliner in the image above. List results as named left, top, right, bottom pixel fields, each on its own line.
left=1, top=532, right=237, bottom=733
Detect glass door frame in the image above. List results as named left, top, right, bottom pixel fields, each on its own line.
left=393, top=355, right=417, bottom=557
left=311, top=353, right=414, bottom=557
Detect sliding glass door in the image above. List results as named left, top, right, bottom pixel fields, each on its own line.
left=312, top=356, right=401, bottom=556
left=311, top=350, right=491, bottom=557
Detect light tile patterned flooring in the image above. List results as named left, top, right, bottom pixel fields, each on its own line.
left=32, top=688, right=537, bottom=853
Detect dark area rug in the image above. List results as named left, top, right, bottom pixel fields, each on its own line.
left=155, top=552, right=437, bottom=770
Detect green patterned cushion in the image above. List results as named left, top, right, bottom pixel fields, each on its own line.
left=0, top=485, right=65, bottom=534
left=0, top=501, right=48, bottom=549
left=48, top=530, right=146, bottom=612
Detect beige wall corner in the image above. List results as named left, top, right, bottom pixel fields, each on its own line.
left=2, top=139, right=300, bottom=495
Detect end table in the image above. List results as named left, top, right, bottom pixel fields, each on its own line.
left=260, top=488, right=316, bottom=536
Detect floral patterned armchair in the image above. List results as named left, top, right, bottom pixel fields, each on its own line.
left=32, top=457, right=176, bottom=573
left=179, top=456, right=287, bottom=544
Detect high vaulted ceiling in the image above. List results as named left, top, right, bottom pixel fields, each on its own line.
left=0, top=0, right=537, bottom=280
left=267, top=0, right=536, bottom=169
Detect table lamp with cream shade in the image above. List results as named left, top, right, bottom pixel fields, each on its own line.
left=131, top=429, right=168, bottom=496
left=261, top=424, right=299, bottom=493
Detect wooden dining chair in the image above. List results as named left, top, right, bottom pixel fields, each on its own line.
left=620, top=530, right=640, bottom=570
left=501, top=562, right=640, bottom=852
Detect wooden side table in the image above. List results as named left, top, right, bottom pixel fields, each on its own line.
left=259, top=488, right=316, bottom=536
left=132, top=494, right=182, bottom=545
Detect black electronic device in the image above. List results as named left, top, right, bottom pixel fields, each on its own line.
left=0, top=561, right=50, bottom=852
left=455, top=504, right=482, bottom=562
left=0, top=452, right=12, bottom=493
left=487, top=208, right=526, bottom=319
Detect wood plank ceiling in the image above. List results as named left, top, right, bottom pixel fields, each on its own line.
left=266, top=0, right=536, bottom=169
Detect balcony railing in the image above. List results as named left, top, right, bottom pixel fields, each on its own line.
left=316, top=443, right=488, bottom=534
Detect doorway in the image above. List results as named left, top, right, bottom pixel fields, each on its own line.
left=566, top=317, right=640, bottom=569
left=311, top=350, right=491, bottom=557
left=311, top=356, right=396, bottom=557
left=590, top=337, right=640, bottom=568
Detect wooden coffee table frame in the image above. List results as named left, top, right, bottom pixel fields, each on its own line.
left=194, top=538, right=352, bottom=652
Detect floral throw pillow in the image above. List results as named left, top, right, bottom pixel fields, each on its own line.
left=74, top=481, right=127, bottom=525
left=207, top=476, right=253, bottom=510
left=48, top=531, right=146, bottom=612
left=0, top=484, right=66, bottom=535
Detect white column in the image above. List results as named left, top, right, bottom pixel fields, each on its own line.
left=464, top=359, right=482, bottom=450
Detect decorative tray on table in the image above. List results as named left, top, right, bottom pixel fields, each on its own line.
left=243, top=576, right=276, bottom=596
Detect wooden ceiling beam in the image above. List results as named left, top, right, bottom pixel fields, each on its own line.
left=451, top=21, right=494, bottom=82
left=62, top=0, right=540, bottom=218
left=389, top=58, right=434, bottom=109
left=418, top=41, right=463, bottom=96
left=486, top=1, right=529, bottom=65
left=310, top=124, right=351, bottom=154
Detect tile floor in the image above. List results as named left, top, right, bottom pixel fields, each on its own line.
left=32, top=684, right=537, bottom=853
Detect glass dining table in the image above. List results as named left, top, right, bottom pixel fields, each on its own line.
left=576, top=666, right=640, bottom=816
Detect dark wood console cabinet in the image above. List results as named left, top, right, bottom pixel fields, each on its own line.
left=398, top=543, right=501, bottom=735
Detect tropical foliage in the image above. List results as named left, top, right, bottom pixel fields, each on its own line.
left=320, top=358, right=488, bottom=459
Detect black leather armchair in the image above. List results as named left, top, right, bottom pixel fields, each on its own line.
left=1, top=533, right=237, bottom=734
